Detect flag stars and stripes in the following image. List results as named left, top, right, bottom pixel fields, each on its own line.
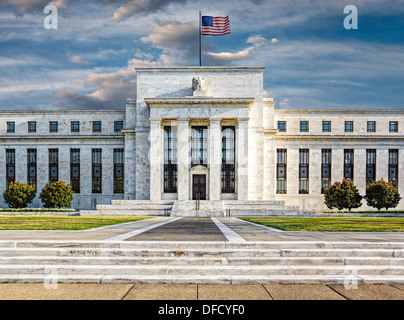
left=201, top=16, right=231, bottom=36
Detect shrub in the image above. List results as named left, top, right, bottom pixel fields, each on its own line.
left=3, top=181, right=36, bottom=209
left=365, top=179, right=401, bottom=211
left=39, top=181, right=74, bottom=209
left=324, top=178, right=362, bottom=211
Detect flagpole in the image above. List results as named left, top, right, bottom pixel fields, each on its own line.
left=199, top=11, right=202, bottom=66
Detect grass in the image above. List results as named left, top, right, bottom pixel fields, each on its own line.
left=0, top=208, right=77, bottom=212
left=0, top=215, right=153, bottom=230
left=240, top=217, right=404, bottom=232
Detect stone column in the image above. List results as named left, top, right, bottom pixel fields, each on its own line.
left=237, top=119, right=249, bottom=200
left=177, top=119, right=190, bottom=200
left=149, top=119, right=162, bottom=201
left=123, top=131, right=136, bottom=200
left=263, top=134, right=276, bottom=200
left=209, top=119, right=221, bottom=200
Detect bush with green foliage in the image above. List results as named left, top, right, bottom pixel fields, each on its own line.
left=3, top=181, right=36, bottom=209
left=324, top=178, right=362, bottom=211
left=39, top=181, right=74, bottom=209
left=365, top=179, right=401, bottom=211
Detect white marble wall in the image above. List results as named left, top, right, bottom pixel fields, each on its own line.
left=0, top=111, right=125, bottom=209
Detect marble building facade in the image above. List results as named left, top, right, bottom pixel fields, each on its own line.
left=0, top=66, right=403, bottom=212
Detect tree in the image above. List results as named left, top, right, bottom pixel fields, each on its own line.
left=3, top=181, right=36, bottom=209
left=324, top=178, right=362, bottom=211
left=365, top=179, right=401, bottom=211
left=39, top=181, right=74, bottom=209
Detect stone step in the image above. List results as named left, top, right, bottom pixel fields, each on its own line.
left=0, top=247, right=403, bottom=258
left=1, top=264, right=404, bottom=276
left=4, top=241, right=404, bottom=250
left=1, top=274, right=404, bottom=285
left=1, top=256, right=403, bottom=266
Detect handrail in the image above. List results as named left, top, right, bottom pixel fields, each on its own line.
left=195, top=192, right=200, bottom=217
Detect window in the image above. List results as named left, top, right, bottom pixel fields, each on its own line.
left=277, top=121, right=286, bottom=132
left=344, top=121, right=353, bottom=132
left=70, top=149, right=80, bottom=193
left=191, top=126, right=208, bottom=167
left=28, top=122, right=36, bottom=133
left=321, top=149, right=332, bottom=194
left=299, top=149, right=309, bottom=194
left=92, top=149, right=102, bottom=193
left=300, top=121, right=309, bottom=132
left=276, top=149, right=287, bottom=194
left=389, top=149, right=398, bottom=188
left=49, top=121, right=58, bottom=133
left=344, top=149, right=354, bottom=182
left=27, top=149, right=37, bottom=191
left=389, top=121, right=398, bottom=133
left=113, top=149, right=124, bottom=193
left=221, top=126, right=236, bottom=193
left=366, top=149, right=376, bottom=188
left=322, top=121, right=331, bottom=132
left=93, top=121, right=101, bottom=132
left=164, top=126, right=177, bottom=193
left=6, top=149, right=15, bottom=187
left=114, top=121, right=124, bottom=133
left=367, top=121, right=376, bottom=133
left=7, top=122, right=15, bottom=133
left=71, top=121, right=80, bottom=133
left=49, top=149, right=58, bottom=183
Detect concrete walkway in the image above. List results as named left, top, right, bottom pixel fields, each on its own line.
left=1, top=217, right=403, bottom=242
left=0, top=283, right=403, bottom=300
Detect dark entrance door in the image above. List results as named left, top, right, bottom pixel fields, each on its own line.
left=192, top=174, right=206, bottom=200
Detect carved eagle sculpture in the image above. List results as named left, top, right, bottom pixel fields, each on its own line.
left=192, top=76, right=207, bottom=92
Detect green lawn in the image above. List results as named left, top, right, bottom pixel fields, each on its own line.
left=240, top=217, right=404, bottom=232
left=0, top=215, right=153, bottom=230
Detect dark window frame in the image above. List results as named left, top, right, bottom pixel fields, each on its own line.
left=113, top=148, right=124, bottom=194
left=367, top=121, right=376, bottom=133
left=92, top=121, right=102, bottom=133
left=49, top=149, right=59, bottom=183
left=277, top=121, right=287, bottom=132
left=70, top=149, right=80, bottom=193
left=71, top=121, right=80, bottom=133
left=92, top=149, right=102, bottom=193
left=164, top=126, right=178, bottom=193
left=49, top=121, right=58, bottom=133
left=300, top=121, right=309, bottom=132
left=276, top=149, right=287, bottom=194
left=321, top=149, right=332, bottom=194
left=7, top=122, right=15, bottom=133
left=299, top=149, right=309, bottom=194
left=221, top=126, right=236, bottom=194
left=28, top=122, right=36, bottom=133
left=344, top=121, right=353, bottom=133
left=322, top=121, right=331, bottom=132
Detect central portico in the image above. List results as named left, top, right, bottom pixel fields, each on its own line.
left=123, top=66, right=271, bottom=204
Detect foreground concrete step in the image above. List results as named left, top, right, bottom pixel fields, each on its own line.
left=2, top=265, right=404, bottom=276
left=1, top=247, right=403, bottom=258
left=4, top=241, right=404, bottom=250
left=1, top=256, right=404, bottom=266
left=1, top=274, right=404, bottom=285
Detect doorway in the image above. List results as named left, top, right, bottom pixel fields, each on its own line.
left=192, top=174, right=206, bottom=200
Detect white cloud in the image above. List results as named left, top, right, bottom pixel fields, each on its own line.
left=70, top=55, right=89, bottom=64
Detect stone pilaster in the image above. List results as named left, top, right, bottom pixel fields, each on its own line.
left=209, top=119, right=221, bottom=200
left=149, top=119, right=162, bottom=201
left=123, top=131, right=136, bottom=200
left=237, top=119, right=249, bottom=200
left=177, top=119, right=190, bottom=200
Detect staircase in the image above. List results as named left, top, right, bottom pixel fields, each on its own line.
left=171, top=201, right=224, bottom=217
left=1, top=240, right=404, bottom=284
left=80, top=200, right=315, bottom=217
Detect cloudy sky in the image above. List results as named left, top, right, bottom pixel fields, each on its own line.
left=0, top=0, right=403, bottom=110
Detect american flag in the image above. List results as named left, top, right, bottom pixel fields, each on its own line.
left=201, top=16, right=231, bottom=36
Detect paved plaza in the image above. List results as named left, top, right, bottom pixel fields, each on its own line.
left=0, top=217, right=403, bottom=242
